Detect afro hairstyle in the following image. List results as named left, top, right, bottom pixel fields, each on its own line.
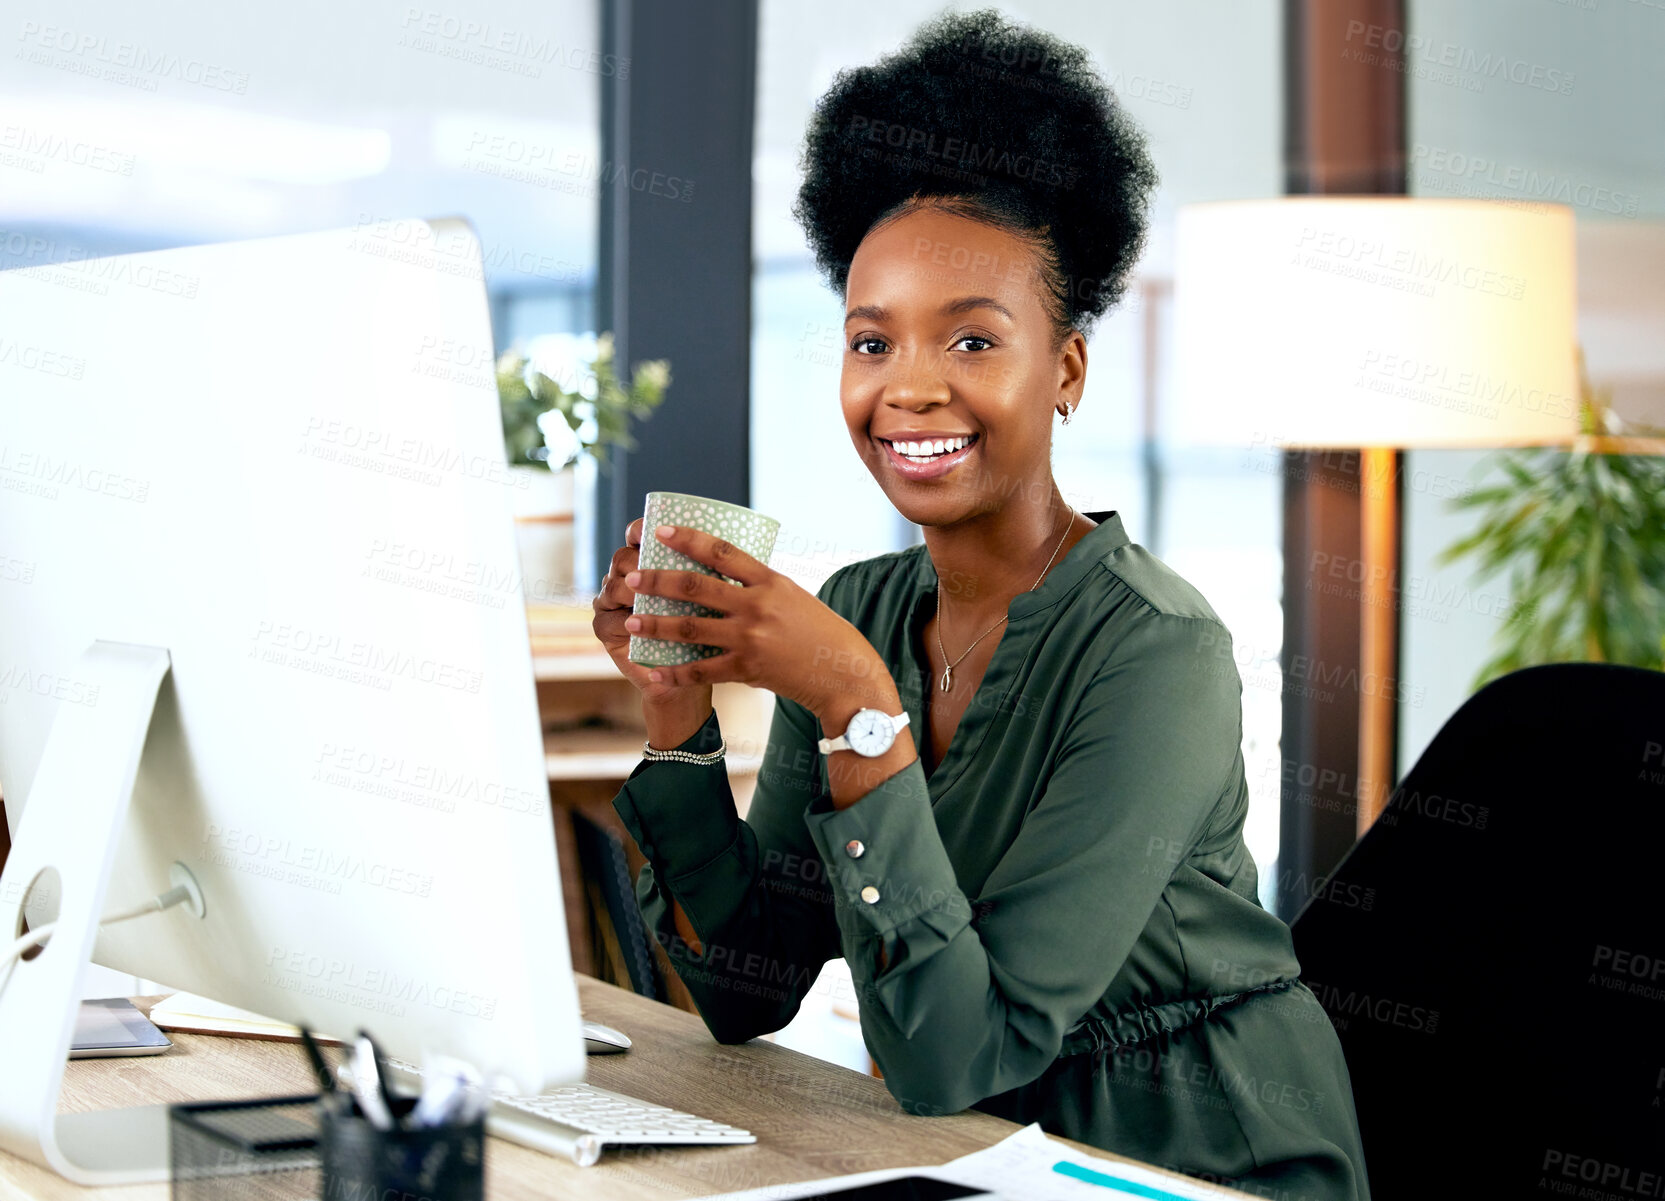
left=793, top=8, right=1159, bottom=341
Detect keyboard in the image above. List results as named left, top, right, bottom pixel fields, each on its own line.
left=489, top=1081, right=756, bottom=1165
left=382, top=1058, right=755, bottom=1167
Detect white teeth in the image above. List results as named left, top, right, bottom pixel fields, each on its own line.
left=891, top=435, right=971, bottom=459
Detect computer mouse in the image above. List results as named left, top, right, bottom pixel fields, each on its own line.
left=581, top=1020, right=631, bottom=1054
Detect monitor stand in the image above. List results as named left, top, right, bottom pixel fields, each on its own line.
left=0, top=641, right=179, bottom=1185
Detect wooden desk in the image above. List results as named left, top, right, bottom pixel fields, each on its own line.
left=0, top=978, right=1235, bottom=1200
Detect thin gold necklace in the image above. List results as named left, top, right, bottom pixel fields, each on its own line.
left=933, top=504, right=1074, bottom=693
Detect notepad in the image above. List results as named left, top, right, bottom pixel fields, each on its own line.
left=147, top=992, right=344, bottom=1045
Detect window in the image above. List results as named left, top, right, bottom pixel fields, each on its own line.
left=752, top=0, right=1287, bottom=905
left=1399, top=0, right=1665, bottom=771
left=0, top=0, right=605, bottom=998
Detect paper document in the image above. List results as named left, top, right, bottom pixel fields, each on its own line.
left=933, top=1125, right=1230, bottom=1201
left=692, top=1122, right=1232, bottom=1200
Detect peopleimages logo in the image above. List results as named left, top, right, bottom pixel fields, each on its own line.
left=1305, top=980, right=1441, bottom=1034
left=1540, top=1151, right=1665, bottom=1198
left=0, top=443, right=150, bottom=504
left=264, top=945, right=498, bottom=1020
left=396, top=8, right=629, bottom=79
left=200, top=824, right=434, bottom=897
left=1411, top=144, right=1639, bottom=218
left=0, top=124, right=136, bottom=175
left=1354, top=349, right=1578, bottom=421
left=0, top=229, right=201, bottom=299
left=312, top=742, right=544, bottom=815
left=297, top=414, right=524, bottom=491
left=249, top=619, right=485, bottom=695
left=1293, top=225, right=1528, bottom=300
left=14, top=21, right=252, bottom=93
left=1342, top=21, right=1575, bottom=96
left=1590, top=944, right=1665, bottom=1004
left=845, top=116, right=1077, bottom=190
left=0, top=337, right=86, bottom=380
left=0, top=663, right=99, bottom=708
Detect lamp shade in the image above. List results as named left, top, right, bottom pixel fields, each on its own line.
left=1171, top=198, right=1579, bottom=448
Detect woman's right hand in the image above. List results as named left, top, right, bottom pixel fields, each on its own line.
left=592, top=519, right=714, bottom=734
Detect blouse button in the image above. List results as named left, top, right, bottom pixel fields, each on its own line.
left=860, top=885, right=881, bottom=905
left=845, top=839, right=866, bottom=859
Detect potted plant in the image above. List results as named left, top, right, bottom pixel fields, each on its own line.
left=498, top=333, right=670, bottom=601
left=1439, top=352, right=1665, bottom=688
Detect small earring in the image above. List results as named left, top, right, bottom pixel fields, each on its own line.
left=1060, top=404, right=1074, bottom=425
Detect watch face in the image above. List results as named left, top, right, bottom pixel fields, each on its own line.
left=846, top=709, right=895, bottom=757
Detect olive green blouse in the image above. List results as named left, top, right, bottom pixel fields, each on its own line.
left=613, top=512, right=1371, bottom=1199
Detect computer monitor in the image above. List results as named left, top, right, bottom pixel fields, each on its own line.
left=0, top=217, right=586, bottom=1184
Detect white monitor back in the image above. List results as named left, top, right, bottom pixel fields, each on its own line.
left=0, top=217, right=583, bottom=1096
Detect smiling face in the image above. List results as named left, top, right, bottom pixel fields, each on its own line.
left=841, top=203, right=1086, bottom=530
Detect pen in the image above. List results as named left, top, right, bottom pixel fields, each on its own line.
left=365, top=1032, right=397, bottom=1117
left=1052, top=1160, right=1195, bottom=1200
left=351, top=1032, right=396, bottom=1131
left=412, top=1069, right=465, bottom=1128
left=298, top=1026, right=334, bottom=1095
left=411, top=1055, right=488, bottom=1128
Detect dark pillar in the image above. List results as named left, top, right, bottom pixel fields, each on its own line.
left=593, top=0, right=759, bottom=585
left=1276, top=0, right=1406, bottom=921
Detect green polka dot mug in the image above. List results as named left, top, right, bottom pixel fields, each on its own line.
left=628, top=492, right=781, bottom=667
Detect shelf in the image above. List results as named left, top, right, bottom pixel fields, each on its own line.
left=1571, top=434, right=1665, bottom=456
left=544, top=726, right=762, bottom=782
left=533, top=651, right=623, bottom=682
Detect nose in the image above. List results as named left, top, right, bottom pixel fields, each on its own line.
left=883, top=346, right=952, bottom=411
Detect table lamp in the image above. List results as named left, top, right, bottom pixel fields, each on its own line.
left=1172, top=197, right=1579, bottom=833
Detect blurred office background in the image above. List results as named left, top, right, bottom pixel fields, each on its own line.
left=3, top=0, right=1660, bottom=1064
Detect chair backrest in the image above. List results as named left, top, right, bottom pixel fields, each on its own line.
left=572, top=810, right=666, bottom=1001
left=1291, top=663, right=1665, bottom=1197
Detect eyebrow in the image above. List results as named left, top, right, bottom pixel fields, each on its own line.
left=844, top=296, right=1015, bottom=324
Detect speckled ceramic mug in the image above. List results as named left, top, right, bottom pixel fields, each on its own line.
left=628, top=492, right=781, bottom=667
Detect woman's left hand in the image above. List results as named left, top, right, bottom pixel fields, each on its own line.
left=623, top=524, right=895, bottom=720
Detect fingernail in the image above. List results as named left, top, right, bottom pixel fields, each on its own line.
left=624, top=571, right=640, bottom=587
left=624, top=616, right=641, bottom=631
left=648, top=670, right=663, bottom=683
left=656, top=524, right=676, bottom=538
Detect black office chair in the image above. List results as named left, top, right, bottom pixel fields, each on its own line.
left=572, top=810, right=666, bottom=1002
left=1291, top=663, right=1665, bottom=1198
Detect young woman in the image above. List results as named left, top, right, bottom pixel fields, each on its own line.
left=591, top=11, right=1369, bottom=1197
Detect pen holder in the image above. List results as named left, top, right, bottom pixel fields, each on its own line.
left=321, top=1094, right=486, bottom=1201
left=169, top=1095, right=322, bottom=1201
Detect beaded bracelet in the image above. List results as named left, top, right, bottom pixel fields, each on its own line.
left=641, top=737, right=727, bottom=766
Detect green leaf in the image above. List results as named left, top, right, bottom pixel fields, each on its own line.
left=1442, top=402, right=1665, bottom=682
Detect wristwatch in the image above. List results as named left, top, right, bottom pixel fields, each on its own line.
left=817, top=708, right=910, bottom=757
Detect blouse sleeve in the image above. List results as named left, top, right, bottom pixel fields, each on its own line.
left=611, top=658, right=844, bottom=1044
left=800, top=611, right=1244, bottom=1117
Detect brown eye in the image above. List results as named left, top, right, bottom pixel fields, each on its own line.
left=850, top=337, right=888, bottom=355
